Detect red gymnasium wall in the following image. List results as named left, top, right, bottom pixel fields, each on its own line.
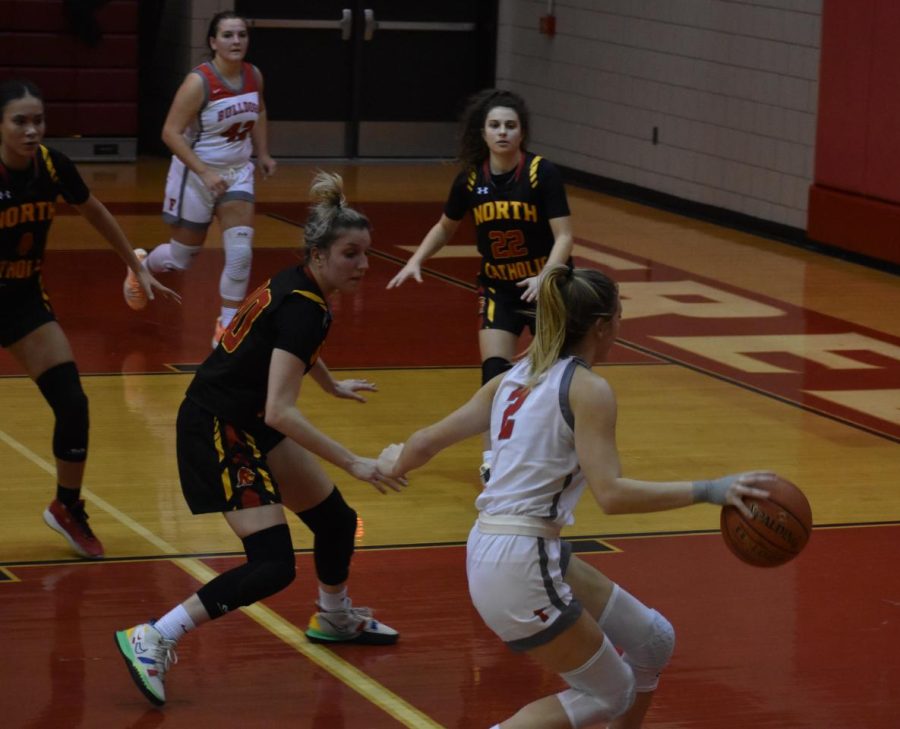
left=809, top=0, right=900, bottom=265
left=0, top=0, right=138, bottom=137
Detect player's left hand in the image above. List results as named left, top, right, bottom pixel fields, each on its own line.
left=257, top=156, right=277, bottom=180
left=332, top=378, right=378, bottom=402
left=517, top=275, right=540, bottom=302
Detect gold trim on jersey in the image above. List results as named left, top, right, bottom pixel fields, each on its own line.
left=465, top=169, right=478, bottom=192
left=529, top=155, right=542, bottom=188
left=39, top=145, right=59, bottom=184
left=292, top=289, right=327, bottom=309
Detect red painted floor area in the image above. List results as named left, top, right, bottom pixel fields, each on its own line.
left=0, top=244, right=652, bottom=376
left=3, top=526, right=898, bottom=728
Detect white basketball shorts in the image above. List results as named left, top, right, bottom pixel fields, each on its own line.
left=466, top=525, right=582, bottom=651
left=162, top=157, right=255, bottom=228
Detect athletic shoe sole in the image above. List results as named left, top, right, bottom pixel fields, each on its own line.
left=114, top=631, right=165, bottom=707
left=305, top=627, right=399, bottom=646
left=42, top=508, right=104, bottom=559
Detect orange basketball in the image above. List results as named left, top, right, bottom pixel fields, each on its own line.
left=720, top=475, right=812, bottom=567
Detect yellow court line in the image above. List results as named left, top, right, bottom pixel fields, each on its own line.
left=0, top=426, right=444, bottom=728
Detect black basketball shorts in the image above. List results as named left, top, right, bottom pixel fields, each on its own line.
left=477, top=283, right=536, bottom=337
left=0, top=276, right=56, bottom=348
left=176, top=397, right=286, bottom=514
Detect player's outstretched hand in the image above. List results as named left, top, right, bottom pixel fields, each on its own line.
left=138, top=269, right=182, bottom=304
left=348, top=456, right=408, bottom=493
left=517, top=275, right=540, bottom=302
left=332, top=378, right=377, bottom=403
left=387, top=261, right=422, bottom=289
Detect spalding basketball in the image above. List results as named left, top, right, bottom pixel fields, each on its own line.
left=720, top=475, right=812, bottom=567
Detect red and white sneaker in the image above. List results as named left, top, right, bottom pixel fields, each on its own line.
left=43, top=499, right=105, bottom=559
left=123, top=248, right=148, bottom=310
left=212, top=317, right=226, bottom=348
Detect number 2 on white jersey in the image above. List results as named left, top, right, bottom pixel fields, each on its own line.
left=498, top=386, right=529, bottom=439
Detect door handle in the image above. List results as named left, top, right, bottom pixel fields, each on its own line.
left=248, top=11, right=353, bottom=42
left=364, top=8, right=375, bottom=41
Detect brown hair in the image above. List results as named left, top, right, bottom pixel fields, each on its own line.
left=302, top=171, right=371, bottom=263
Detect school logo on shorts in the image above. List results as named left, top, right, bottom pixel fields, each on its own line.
left=237, top=466, right=256, bottom=486
left=168, top=198, right=176, bottom=210
left=533, top=607, right=550, bottom=623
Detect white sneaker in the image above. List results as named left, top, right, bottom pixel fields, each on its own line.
left=123, top=249, right=148, bottom=310
left=115, top=622, right=177, bottom=706
left=306, top=601, right=399, bottom=645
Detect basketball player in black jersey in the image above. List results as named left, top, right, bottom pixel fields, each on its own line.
left=0, top=79, right=176, bottom=559
left=115, top=171, right=404, bottom=707
left=387, top=89, right=574, bottom=484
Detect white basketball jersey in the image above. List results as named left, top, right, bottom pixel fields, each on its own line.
left=475, top=356, right=589, bottom=527
left=184, top=62, right=260, bottom=168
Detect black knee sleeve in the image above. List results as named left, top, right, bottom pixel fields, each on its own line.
left=481, top=357, right=512, bottom=386
left=197, top=523, right=296, bottom=619
left=36, top=362, right=89, bottom=462
left=297, top=487, right=357, bottom=586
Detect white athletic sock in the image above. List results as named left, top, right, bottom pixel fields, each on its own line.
left=154, top=604, right=196, bottom=641
left=220, top=306, right=239, bottom=328
left=319, top=587, right=348, bottom=612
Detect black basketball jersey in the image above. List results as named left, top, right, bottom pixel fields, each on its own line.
left=444, top=151, right=570, bottom=291
left=186, top=265, right=332, bottom=427
left=0, top=145, right=89, bottom=291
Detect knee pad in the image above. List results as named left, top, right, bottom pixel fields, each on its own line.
left=297, top=487, right=357, bottom=586
left=481, top=356, right=512, bottom=386
left=599, top=585, right=675, bottom=691
left=220, top=226, right=254, bottom=301
left=557, top=641, right=636, bottom=726
left=197, top=523, right=296, bottom=619
left=36, top=362, right=89, bottom=462
left=147, top=239, right=201, bottom=273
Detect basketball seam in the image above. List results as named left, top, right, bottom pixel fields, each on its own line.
left=764, top=497, right=812, bottom=537
left=724, top=503, right=809, bottom=556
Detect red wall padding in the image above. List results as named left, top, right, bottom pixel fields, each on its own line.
left=0, top=1, right=138, bottom=137
left=811, top=0, right=900, bottom=265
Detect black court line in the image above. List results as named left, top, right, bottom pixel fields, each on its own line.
left=2, top=521, right=897, bottom=570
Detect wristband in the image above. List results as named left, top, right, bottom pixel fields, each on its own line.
left=692, top=475, right=738, bottom=505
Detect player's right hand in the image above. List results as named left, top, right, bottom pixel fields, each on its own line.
left=200, top=169, right=228, bottom=196
left=386, top=262, right=422, bottom=289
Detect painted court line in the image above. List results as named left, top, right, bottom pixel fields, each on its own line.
left=0, top=427, right=442, bottom=728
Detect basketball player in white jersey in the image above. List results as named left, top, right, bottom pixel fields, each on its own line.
left=379, top=264, right=775, bottom=728
left=124, top=11, right=276, bottom=346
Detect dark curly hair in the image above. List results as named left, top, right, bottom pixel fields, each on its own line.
left=457, top=89, right=530, bottom=169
